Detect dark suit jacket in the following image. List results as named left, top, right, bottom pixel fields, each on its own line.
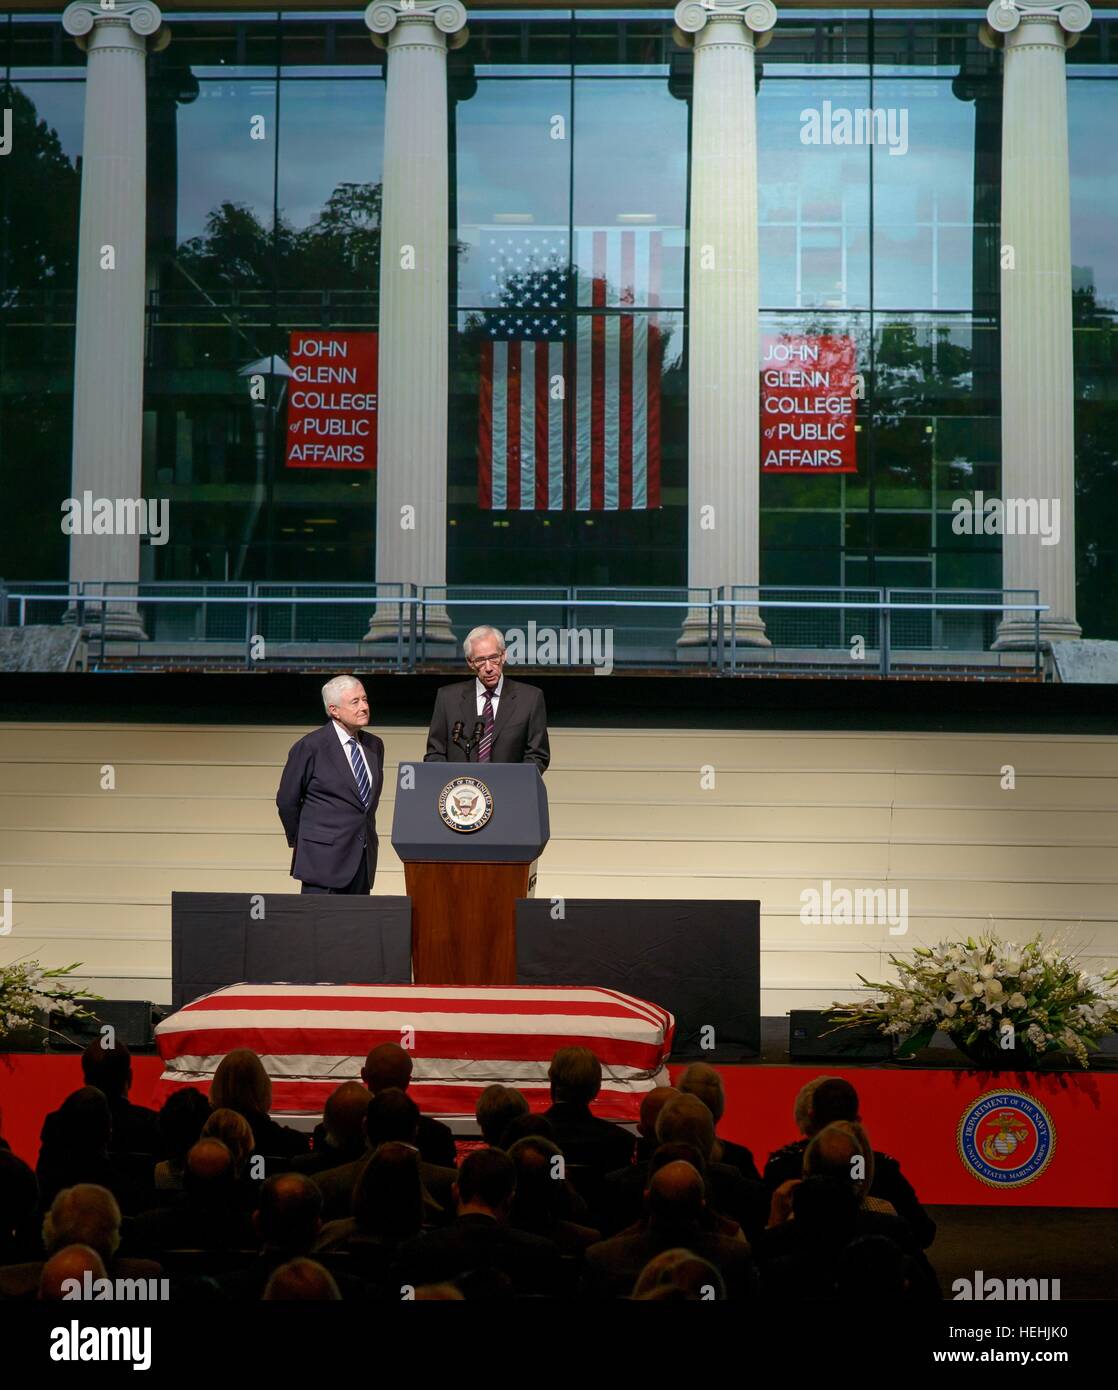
left=757, top=1210, right=941, bottom=1299
left=394, top=1213, right=562, bottom=1297
left=763, top=1139, right=936, bottom=1249
left=125, top=1197, right=256, bottom=1256
left=0, top=1255, right=163, bottom=1302
left=40, top=1095, right=160, bottom=1158
left=424, top=678, right=550, bottom=771
left=581, top=1222, right=759, bottom=1300
left=717, top=1137, right=762, bottom=1185
left=417, top=1114, right=458, bottom=1169
left=601, top=1158, right=768, bottom=1245
left=543, top=1102, right=635, bottom=1175
left=276, top=722, right=385, bottom=889
left=311, top=1150, right=457, bottom=1224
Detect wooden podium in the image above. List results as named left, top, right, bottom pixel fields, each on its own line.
left=392, top=763, right=549, bottom=986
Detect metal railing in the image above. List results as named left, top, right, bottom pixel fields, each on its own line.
left=0, top=580, right=1046, bottom=676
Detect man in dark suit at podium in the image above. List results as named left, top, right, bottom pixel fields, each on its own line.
left=276, top=674, right=384, bottom=894
left=424, top=625, right=550, bottom=771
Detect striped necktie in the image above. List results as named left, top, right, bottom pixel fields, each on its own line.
left=477, top=690, right=495, bottom=763
left=348, top=737, right=371, bottom=809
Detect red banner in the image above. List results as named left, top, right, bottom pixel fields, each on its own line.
left=761, top=333, right=857, bottom=473
left=285, top=330, right=377, bottom=470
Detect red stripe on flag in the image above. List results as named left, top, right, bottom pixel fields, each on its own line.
left=506, top=340, right=522, bottom=510
left=179, top=992, right=649, bottom=1019
left=478, top=338, right=494, bottom=509
left=158, top=1027, right=667, bottom=1071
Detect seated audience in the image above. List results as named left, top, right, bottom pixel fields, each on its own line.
left=292, top=1082, right=371, bottom=1177
left=125, top=1139, right=256, bottom=1255
left=209, top=1049, right=309, bottom=1159
left=836, top=1234, right=913, bottom=1301
left=36, top=1088, right=123, bottom=1209
left=507, top=1137, right=601, bottom=1255
left=201, top=1109, right=256, bottom=1184
left=154, top=1089, right=210, bottom=1193
left=262, top=1257, right=341, bottom=1301
left=38, top=1245, right=108, bottom=1301
left=414, top=1282, right=464, bottom=1300
left=810, top=1120, right=898, bottom=1218
left=760, top=1127, right=940, bottom=1299
left=312, top=1090, right=457, bottom=1223
left=0, top=1184, right=161, bottom=1300
left=763, top=1077, right=935, bottom=1247
left=610, top=1144, right=747, bottom=1243
left=543, top=1047, right=635, bottom=1175
left=314, top=1142, right=425, bottom=1288
left=498, top=1114, right=557, bottom=1149
left=581, top=1161, right=759, bottom=1301
left=677, top=1063, right=761, bottom=1182
left=0, top=1150, right=40, bottom=1264
left=71, top=1039, right=160, bottom=1154
left=361, top=1043, right=457, bottom=1168
left=394, top=1148, right=562, bottom=1298
left=602, top=1094, right=766, bottom=1242
left=630, top=1086, right=680, bottom=1164
left=632, top=1248, right=726, bottom=1302
left=477, top=1085, right=529, bottom=1148
left=212, top=1172, right=363, bottom=1302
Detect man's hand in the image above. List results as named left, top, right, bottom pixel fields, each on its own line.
left=767, top=1178, right=801, bottom=1228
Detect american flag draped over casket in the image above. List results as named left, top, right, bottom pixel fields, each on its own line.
left=155, top=983, right=674, bottom=1121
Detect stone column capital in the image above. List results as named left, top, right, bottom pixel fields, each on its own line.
left=673, top=0, right=777, bottom=50
left=980, top=0, right=1091, bottom=49
left=364, top=0, right=468, bottom=51
left=62, top=1, right=169, bottom=52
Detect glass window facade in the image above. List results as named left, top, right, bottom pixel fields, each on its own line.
left=1, top=9, right=1116, bottom=634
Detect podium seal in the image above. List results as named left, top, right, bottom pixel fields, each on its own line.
left=438, top=776, right=494, bottom=833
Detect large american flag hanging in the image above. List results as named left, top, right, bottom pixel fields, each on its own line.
left=477, top=226, right=663, bottom=512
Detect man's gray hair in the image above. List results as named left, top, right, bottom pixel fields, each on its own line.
left=463, top=626, right=505, bottom=660
left=43, top=1185, right=122, bottom=1259
left=322, top=674, right=363, bottom=713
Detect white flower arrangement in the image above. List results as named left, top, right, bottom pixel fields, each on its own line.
left=829, top=931, right=1118, bottom=1068
left=0, top=957, right=100, bottom=1045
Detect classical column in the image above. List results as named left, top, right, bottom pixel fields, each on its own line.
left=62, top=1, right=169, bottom=640
left=363, top=0, right=467, bottom=648
left=983, top=0, right=1090, bottom=647
left=674, top=0, right=776, bottom=648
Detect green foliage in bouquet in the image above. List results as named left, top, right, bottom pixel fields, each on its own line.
left=828, top=932, right=1118, bottom=1068
left=0, top=957, right=100, bottom=1046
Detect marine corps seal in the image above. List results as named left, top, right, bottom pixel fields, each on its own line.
left=438, top=776, right=494, bottom=833
left=957, top=1090, right=1055, bottom=1189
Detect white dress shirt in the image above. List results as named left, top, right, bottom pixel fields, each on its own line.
left=475, top=674, right=504, bottom=718
left=332, top=719, right=373, bottom=793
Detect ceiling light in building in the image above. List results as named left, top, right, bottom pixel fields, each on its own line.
left=617, top=214, right=656, bottom=223
left=493, top=213, right=535, bottom=224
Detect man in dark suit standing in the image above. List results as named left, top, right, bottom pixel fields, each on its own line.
left=276, top=674, right=384, bottom=894
left=424, top=625, right=549, bottom=771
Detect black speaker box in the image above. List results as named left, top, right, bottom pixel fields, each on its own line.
left=52, top=999, right=155, bottom=1050
left=788, top=1009, right=892, bottom=1061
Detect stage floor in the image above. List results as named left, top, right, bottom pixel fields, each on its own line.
left=3, top=1051, right=1113, bottom=1208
